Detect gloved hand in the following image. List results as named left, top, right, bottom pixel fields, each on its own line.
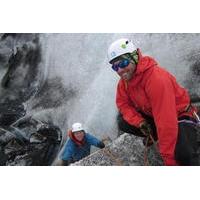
left=98, top=141, right=105, bottom=149
left=139, top=121, right=152, bottom=137
left=101, top=136, right=112, bottom=146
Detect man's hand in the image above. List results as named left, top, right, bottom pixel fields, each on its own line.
left=101, top=136, right=112, bottom=146
left=98, top=141, right=105, bottom=149
left=139, top=121, right=152, bottom=136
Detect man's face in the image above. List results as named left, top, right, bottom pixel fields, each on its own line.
left=73, top=131, right=84, bottom=141
left=112, top=59, right=136, bottom=81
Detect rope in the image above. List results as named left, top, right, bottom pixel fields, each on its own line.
left=143, top=134, right=160, bottom=166
left=144, top=136, right=150, bottom=166
left=102, top=148, right=124, bottom=166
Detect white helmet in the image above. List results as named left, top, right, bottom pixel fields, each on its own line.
left=72, top=122, right=83, bottom=132
left=107, top=38, right=137, bottom=63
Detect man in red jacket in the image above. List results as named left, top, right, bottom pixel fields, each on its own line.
left=107, top=38, right=200, bottom=166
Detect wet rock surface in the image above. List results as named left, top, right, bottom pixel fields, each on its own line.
left=0, top=117, right=62, bottom=166
left=0, top=34, right=63, bottom=165
left=0, top=100, right=26, bottom=127
left=0, top=33, right=42, bottom=102
left=72, top=133, right=163, bottom=166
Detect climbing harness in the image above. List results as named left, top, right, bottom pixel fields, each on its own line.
left=192, top=111, right=200, bottom=141
left=144, top=111, right=200, bottom=166
left=193, top=111, right=200, bottom=125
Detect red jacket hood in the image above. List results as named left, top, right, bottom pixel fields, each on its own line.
left=134, top=49, right=158, bottom=75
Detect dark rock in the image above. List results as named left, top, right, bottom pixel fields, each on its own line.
left=0, top=117, right=62, bottom=166
left=0, top=100, right=26, bottom=127
left=0, top=34, right=42, bottom=103
left=1, top=33, right=37, bottom=42
left=0, top=53, right=6, bottom=64
left=191, top=94, right=200, bottom=103
left=1, top=34, right=18, bottom=40
left=184, top=53, right=200, bottom=99
left=0, top=148, right=8, bottom=165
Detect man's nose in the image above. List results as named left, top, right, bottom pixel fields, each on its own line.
left=117, top=67, right=126, bottom=73
left=117, top=67, right=124, bottom=73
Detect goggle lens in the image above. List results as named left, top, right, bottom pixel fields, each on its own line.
left=112, top=59, right=130, bottom=71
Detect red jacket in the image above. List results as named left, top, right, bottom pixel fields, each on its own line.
left=116, top=49, right=196, bottom=166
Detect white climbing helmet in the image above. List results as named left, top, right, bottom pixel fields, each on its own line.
left=72, top=122, right=83, bottom=132
left=107, top=38, right=137, bottom=63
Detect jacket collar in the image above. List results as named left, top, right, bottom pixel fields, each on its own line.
left=134, top=49, right=158, bottom=75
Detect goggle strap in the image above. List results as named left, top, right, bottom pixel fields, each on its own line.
left=130, top=51, right=139, bottom=64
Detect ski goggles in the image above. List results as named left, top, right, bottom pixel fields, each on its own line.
left=111, top=59, right=130, bottom=72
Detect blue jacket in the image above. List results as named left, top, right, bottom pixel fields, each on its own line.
left=61, top=133, right=103, bottom=162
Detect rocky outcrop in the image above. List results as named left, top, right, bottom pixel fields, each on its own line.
left=0, top=34, right=64, bottom=166
left=0, top=116, right=62, bottom=166
left=72, top=133, right=163, bottom=166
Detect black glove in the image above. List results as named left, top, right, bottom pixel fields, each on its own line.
left=98, top=141, right=105, bottom=149
left=139, top=121, right=152, bottom=137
